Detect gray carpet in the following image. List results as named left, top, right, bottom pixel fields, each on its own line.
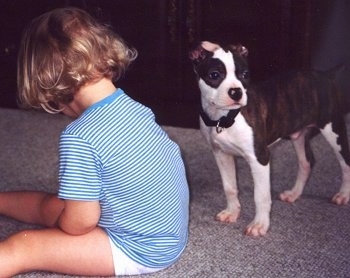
left=0, top=108, right=349, bottom=278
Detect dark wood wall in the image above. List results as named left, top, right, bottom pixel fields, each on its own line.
left=1, top=0, right=346, bottom=128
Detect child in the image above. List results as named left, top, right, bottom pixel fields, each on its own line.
left=0, top=7, right=189, bottom=277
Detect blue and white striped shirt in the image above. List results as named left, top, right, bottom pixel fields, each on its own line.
left=58, top=89, right=189, bottom=268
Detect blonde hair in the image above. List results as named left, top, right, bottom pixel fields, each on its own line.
left=17, top=7, right=138, bottom=113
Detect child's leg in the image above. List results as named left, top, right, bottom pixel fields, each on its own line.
left=0, top=192, right=64, bottom=227
left=0, top=227, right=114, bottom=277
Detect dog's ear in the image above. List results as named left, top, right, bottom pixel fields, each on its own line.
left=228, top=44, right=249, bottom=58
left=189, top=42, right=214, bottom=65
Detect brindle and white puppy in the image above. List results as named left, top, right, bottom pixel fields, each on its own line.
left=189, top=41, right=350, bottom=236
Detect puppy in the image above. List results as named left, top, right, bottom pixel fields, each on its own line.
left=189, top=41, right=350, bottom=236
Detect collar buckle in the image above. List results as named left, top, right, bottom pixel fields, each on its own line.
left=216, top=120, right=224, bottom=133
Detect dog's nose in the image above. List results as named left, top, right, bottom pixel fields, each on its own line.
left=228, top=88, right=242, bottom=101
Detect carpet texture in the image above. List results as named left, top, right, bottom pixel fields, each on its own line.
left=0, top=108, right=349, bottom=278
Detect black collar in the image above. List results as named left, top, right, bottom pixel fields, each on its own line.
left=200, top=107, right=240, bottom=133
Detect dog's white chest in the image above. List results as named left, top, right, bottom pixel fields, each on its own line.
left=201, top=113, right=255, bottom=158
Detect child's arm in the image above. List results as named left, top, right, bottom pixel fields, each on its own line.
left=58, top=200, right=101, bottom=235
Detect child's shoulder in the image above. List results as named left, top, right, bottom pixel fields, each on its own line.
left=61, top=89, right=156, bottom=140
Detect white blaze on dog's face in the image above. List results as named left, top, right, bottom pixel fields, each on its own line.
left=191, top=41, right=250, bottom=115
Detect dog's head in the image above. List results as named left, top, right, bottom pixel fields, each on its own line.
left=189, top=41, right=250, bottom=112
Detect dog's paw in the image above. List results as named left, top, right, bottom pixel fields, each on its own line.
left=215, top=209, right=240, bottom=223
left=279, top=190, right=300, bottom=203
left=331, top=192, right=350, bottom=205
left=245, top=219, right=269, bottom=236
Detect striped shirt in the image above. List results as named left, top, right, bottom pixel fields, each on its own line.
left=58, top=89, right=189, bottom=268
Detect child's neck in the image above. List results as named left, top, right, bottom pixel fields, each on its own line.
left=63, top=78, right=117, bottom=117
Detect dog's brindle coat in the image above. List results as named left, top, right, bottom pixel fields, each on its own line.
left=190, top=41, right=350, bottom=236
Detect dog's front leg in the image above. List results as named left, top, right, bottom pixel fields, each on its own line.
left=212, top=148, right=241, bottom=223
left=245, top=159, right=271, bottom=236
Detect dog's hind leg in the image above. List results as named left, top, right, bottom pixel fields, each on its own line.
left=320, top=122, right=350, bottom=205
left=212, top=149, right=241, bottom=223
left=280, top=128, right=313, bottom=203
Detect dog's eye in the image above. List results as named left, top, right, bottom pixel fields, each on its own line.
left=241, top=70, right=249, bottom=79
left=208, top=71, right=220, bottom=80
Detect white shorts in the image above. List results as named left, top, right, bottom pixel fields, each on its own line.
left=109, top=238, right=165, bottom=276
